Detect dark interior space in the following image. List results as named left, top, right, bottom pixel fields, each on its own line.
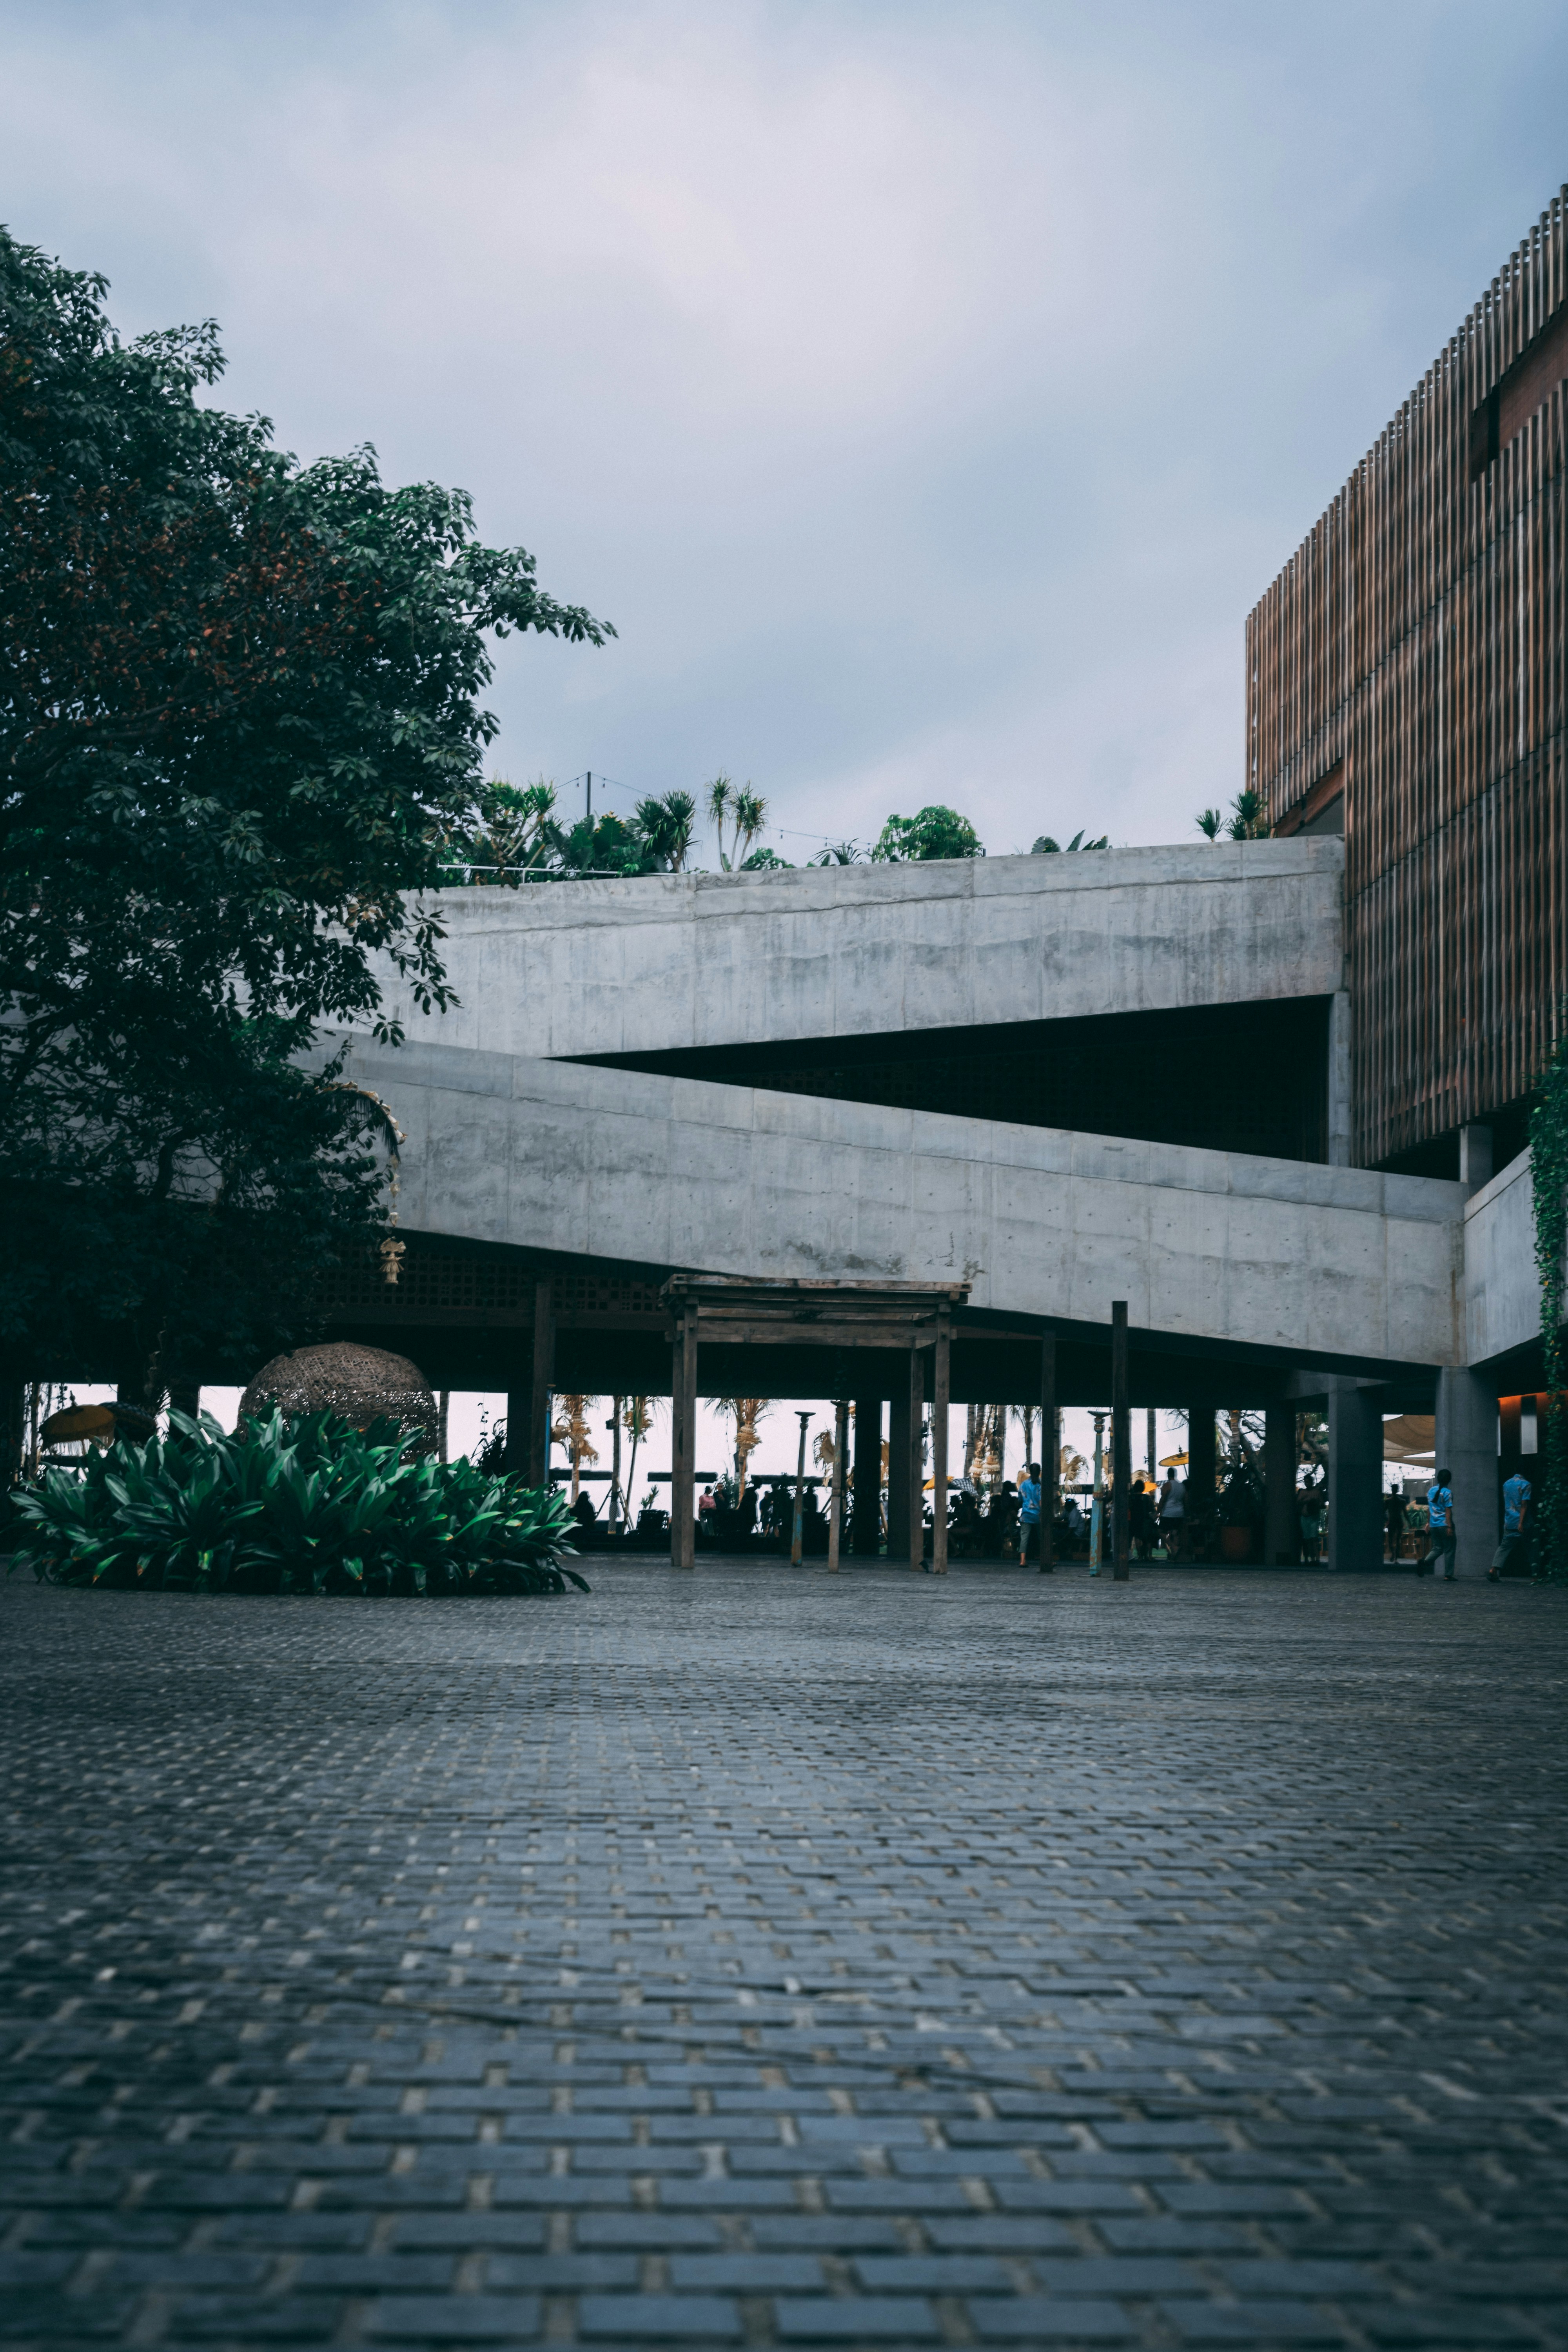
left=570, top=995, right=1334, bottom=1164
left=1374, top=1094, right=1532, bottom=1182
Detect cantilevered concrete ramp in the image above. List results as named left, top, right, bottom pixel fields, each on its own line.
left=341, top=1035, right=1466, bottom=1373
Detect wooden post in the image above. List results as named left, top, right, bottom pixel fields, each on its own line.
left=828, top=1399, right=848, bottom=1572
left=670, top=1302, right=698, bottom=1569
left=931, top=1313, right=951, bottom=1576
left=908, top=1347, right=926, bottom=1571
left=1188, top=1408, right=1216, bottom=1559
left=1111, top=1299, right=1131, bottom=1582
left=790, top=1411, right=811, bottom=1566
left=1039, top=1329, right=1057, bottom=1574
left=507, top=1275, right=554, bottom=1484
left=610, top=1397, right=623, bottom=1530
left=529, top=1276, right=553, bottom=1485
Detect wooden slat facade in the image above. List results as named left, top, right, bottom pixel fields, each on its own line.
left=1247, top=187, right=1568, bottom=1167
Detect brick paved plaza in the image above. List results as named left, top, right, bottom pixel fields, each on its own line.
left=3, top=1560, right=1567, bottom=2351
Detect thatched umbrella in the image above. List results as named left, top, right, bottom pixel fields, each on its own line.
left=239, top=1343, right=437, bottom=1452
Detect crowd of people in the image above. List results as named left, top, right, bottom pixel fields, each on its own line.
left=563, top=1454, right=1534, bottom=1576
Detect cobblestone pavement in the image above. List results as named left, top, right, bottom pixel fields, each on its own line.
left=3, top=1559, right=1568, bottom=2352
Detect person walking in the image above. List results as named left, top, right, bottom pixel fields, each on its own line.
left=1422, top=1466, right=1457, bottom=1581
left=1158, top=1470, right=1185, bottom=1560
left=1019, top=1462, right=1048, bottom=1572
left=1130, top=1476, right=1157, bottom=1560
left=1492, top=1466, right=1530, bottom=1581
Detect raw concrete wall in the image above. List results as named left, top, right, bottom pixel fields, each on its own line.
left=341, top=1033, right=1465, bottom=1369
left=1463, top=1148, right=1538, bottom=1368
left=379, top=840, right=1346, bottom=1062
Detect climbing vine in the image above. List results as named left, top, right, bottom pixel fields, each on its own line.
left=1529, top=1036, right=1568, bottom=1583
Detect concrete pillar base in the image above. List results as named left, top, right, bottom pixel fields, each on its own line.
left=1436, top=1366, right=1497, bottom=1579
left=1328, top=1378, right=1383, bottom=1573
left=1265, top=1399, right=1297, bottom=1565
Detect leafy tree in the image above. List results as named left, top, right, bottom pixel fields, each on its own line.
left=553, top=809, right=645, bottom=876
left=0, top=229, right=610, bottom=1432
left=444, top=777, right=560, bottom=878
left=871, top=806, right=984, bottom=862
left=740, top=846, right=793, bottom=871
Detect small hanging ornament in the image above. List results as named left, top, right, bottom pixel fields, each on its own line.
left=379, top=1236, right=406, bottom=1286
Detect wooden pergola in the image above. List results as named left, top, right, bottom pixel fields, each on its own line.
left=662, top=1274, right=972, bottom=1572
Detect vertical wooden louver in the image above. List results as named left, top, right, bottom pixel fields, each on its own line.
left=1247, top=188, right=1568, bottom=1167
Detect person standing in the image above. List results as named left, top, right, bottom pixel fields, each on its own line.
left=1385, top=1486, right=1406, bottom=1562
left=1492, top=1467, right=1531, bottom=1581
left=1422, top=1466, right=1457, bottom=1581
left=1298, top=1480, right=1326, bottom=1564
left=1019, top=1462, right=1047, bottom=1571
left=1130, top=1477, right=1156, bottom=1560
left=1158, top=1470, right=1185, bottom=1559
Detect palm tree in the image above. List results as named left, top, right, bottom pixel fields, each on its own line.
left=715, top=1396, right=769, bottom=1494
left=551, top=1394, right=600, bottom=1503
left=622, top=1396, right=655, bottom=1516
left=732, top=788, right=767, bottom=866
left=1196, top=791, right=1269, bottom=842
left=634, top=789, right=698, bottom=871
left=706, top=775, right=737, bottom=868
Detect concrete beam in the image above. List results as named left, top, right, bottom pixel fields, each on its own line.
left=376, top=841, right=1347, bottom=1063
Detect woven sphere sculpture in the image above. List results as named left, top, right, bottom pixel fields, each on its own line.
left=239, top=1343, right=437, bottom=1453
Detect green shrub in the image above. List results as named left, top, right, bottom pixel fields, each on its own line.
left=8, top=1410, right=587, bottom=1598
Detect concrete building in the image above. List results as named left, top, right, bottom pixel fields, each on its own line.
left=324, top=192, right=1568, bottom=1576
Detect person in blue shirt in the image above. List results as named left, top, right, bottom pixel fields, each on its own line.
left=1492, top=1468, right=1531, bottom=1581
left=1423, top=1467, right=1457, bottom=1581
left=1018, top=1463, right=1048, bottom=1572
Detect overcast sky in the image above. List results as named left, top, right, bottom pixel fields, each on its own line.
left=6, top=0, right=1567, bottom=863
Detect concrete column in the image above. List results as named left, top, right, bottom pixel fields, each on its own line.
left=1111, top=1301, right=1131, bottom=1581
left=1187, top=1410, right=1216, bottom=1557
left=1039, top=1330, right=1057, bottom=1572
left=1328, top=1379, right=1382, bottom=1572
left=886, top=1386, right=910, bottom=1562
left=852, top=1396, right=883, bottom=1554
left=1459, top=1123, right=1494, bottom=1190
left=1327, top=990, right=1352, bottom=1167
left=1265, top=1399, right=1297, bottom=1565
left=1436, top=1365, right=1498, bottom=1579
left=506, top=1275, right=554, bottom=1484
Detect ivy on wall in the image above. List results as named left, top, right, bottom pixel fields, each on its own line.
left=1529, top=1042, right=1568, bottom=1583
